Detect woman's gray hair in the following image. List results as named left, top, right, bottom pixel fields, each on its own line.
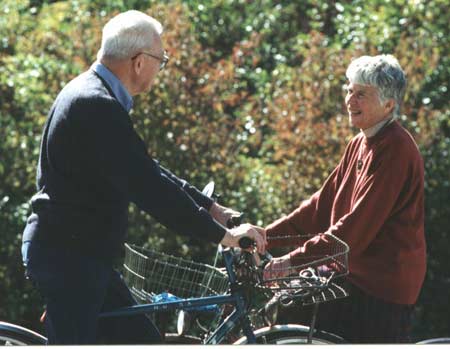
left=346, top=54, right=407, bottom=118
left=97, top=10, right=163, bottom=61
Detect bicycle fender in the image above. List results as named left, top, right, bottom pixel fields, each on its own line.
left=0, top=321, right=47, bottom=345
left=416, top=337, right=450, bottom=344
left=233, top=324, right=345, bottom=344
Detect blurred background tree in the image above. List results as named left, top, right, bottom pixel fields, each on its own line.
left=0, top=0, right=448, bottom=340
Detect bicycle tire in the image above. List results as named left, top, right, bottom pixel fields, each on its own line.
left=164, top=333, right=202, bottom=344
left=0, top=321, right=47, bottom=345
left=233, top=324, right=346, bottom=344
left=416, top=337, right=450, bottom=344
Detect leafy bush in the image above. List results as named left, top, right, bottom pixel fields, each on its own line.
left=0, top=0, right=448, bottom=340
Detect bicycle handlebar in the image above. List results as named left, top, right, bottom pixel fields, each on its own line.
left=226, top=213, right=245, bottom=228
left=238, top=236, right=254, bottom=249
left=225, top=212, right=258, bottom=250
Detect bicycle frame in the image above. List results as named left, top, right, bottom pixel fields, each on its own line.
left=99, top=246, right=257, bottom=344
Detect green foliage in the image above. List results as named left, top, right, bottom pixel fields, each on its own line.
left=0, top=0, right=449, bottom=340
left=416, top=109, right=450, bottom=338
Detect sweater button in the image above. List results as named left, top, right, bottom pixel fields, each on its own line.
left=357, top=160, right=363, bottom=170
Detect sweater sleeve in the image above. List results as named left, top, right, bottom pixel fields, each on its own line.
left=81, top=98, right=226, bottom=243
left=265, top=154, right=346, bottom=249
left=158, top=165, right=214, bottom=210
left=264, top=173, right=334, bottom=249
left=289, top=139, right=419, bottom=263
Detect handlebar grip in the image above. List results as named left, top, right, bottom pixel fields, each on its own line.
left=226, top=213, right=244, bottom=228
left=238, top=236, right=255, bottom=249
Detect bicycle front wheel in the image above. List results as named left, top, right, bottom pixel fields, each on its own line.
left=0, top=322, right=47, bottom=345
left=233, top=324, right=346, bottom=344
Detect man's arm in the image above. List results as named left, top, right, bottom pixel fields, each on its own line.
left=83, top=100, right=223, bottom=242
left=158, top=165, right=214, bottom=210
left=82, top=99, right=265, bottom=250
left=158, top=165, right=240, bottom=226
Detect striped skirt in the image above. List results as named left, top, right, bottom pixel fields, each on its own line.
left=276, top=281, right=414, bottom=343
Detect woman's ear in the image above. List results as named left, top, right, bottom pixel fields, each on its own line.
left=384, top=99, right=395, bottom=115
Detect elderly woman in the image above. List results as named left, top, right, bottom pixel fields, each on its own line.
left=264, top=54, right=426, bottom=343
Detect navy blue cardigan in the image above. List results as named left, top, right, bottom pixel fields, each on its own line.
left=24, top=70, right=226, bottom=260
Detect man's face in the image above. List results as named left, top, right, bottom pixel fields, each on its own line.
left=133, top=35, right=164, bottom=95
left=344, top=82, right=392, bottom=130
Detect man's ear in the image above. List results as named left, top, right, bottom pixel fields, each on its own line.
left=131, top=55, right=143, bottom=75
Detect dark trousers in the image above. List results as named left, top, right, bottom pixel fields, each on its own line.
left=277, top=281, right=414, bottom=343
left=23, top=241, right=162, bottom=344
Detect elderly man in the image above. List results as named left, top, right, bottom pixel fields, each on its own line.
left=264, top=54, right=426, bottom=343
left=21, top=10, right=265, bottom=344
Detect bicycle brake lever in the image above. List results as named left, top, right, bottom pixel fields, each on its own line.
left=260, top=251, right=272, bottom=264
left=226, top=213, right=245, bottom=228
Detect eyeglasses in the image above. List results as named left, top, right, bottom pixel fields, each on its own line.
left=132, top=51, right=169, bottom=70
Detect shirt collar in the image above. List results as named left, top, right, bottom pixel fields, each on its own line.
left=91, top=62, right=133, bottom=112
left=362, top=116, right=395, bottom=138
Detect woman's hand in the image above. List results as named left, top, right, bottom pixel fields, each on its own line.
left=263, top=254, right=291, bottom=281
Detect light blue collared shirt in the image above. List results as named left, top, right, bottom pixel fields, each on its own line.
left=91, top=62, right=133, bottom=112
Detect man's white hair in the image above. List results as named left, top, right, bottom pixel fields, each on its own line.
left=346, top=54, right=407, bottom=118
left=97, top=10, right=163, bottom=61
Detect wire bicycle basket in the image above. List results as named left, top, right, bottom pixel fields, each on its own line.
left=123, top=243, right=229, bottom=303
left=262, top=233, right=350, bottom=305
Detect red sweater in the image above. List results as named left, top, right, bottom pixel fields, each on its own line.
left=266, top=121, right=426, bottom=305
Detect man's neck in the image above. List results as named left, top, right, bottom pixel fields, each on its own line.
left=100, top=59, right=135, bottom=96
left=92, top=61, right=134, bottom=112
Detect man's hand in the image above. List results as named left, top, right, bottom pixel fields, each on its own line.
left=209, top=202, right=241, bottom=227
left=263, top=254, right=291, bottom=281
left=220, top=223, right=267, bottom=254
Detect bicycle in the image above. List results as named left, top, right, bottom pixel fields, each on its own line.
left=0, top=182, right=350, bottom=345
left=0, top=237, right=349, bottom=345
left=3, top=239, right=450, bottom=345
